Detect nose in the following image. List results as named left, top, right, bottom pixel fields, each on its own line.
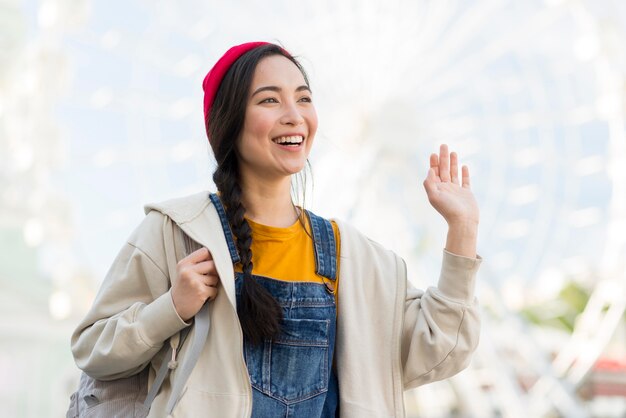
left=280, top=101, right=304, bottom=126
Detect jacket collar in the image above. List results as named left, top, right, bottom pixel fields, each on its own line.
left=143, top=191, right=238, bottom=309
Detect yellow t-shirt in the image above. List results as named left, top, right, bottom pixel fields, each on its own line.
left=233, top=213, right=340, bottom=302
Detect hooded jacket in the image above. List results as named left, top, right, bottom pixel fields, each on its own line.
left=71, top=191, right=482, bottom=417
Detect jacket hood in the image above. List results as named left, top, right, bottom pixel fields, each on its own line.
left=143, top=190, right=214, bottom=225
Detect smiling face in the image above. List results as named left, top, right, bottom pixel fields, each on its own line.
left=236, top=55, right=317, bottom=182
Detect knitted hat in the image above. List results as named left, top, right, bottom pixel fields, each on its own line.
left=202, top=42, right=293, bottom=141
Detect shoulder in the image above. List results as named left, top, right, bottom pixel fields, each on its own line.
left=329, top=218, right=398, bottom=260
left=143, top=190, right=216, bottom=224
left=330, top=219, right=406, bottom=285
left=128, top=190, right=217, bottom=259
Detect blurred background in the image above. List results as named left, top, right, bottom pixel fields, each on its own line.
left=1, top=0, right=626, bottom=416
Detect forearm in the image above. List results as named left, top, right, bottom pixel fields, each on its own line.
left=445, top=220, right=478, bottom=258
left=403, top=280, right=481, bottom=388
left=71, top=237, right=187, bottom=379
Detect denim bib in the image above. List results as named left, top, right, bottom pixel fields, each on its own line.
left=209, top=193, right=339, bottom=417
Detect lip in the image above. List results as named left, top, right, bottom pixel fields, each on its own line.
left=271, top=133, right=306, bottom=151
left=271, top=132, right=306, bottom=141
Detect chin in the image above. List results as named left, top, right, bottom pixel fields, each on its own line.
left=280, top=161, right=308, bottom=175
left=285, top=167, right=305, bottom=176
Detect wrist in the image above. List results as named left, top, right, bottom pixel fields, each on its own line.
left=445, top=221, right=478, bottom=258
left=446, top=218, right=479, bottom=234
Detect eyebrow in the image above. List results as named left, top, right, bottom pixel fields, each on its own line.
left=251, top=85, right=311, bottom=97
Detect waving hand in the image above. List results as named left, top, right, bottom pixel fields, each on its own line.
left=423, top=144, right=479, bottom=258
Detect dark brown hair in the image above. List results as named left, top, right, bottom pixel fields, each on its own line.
left=208, top=44, right=310, bottom=345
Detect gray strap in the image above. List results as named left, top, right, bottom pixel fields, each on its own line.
left=165, top=226, right=210, bottom=413
left=166, top=302, right=210, bottom=413
left=143, top=346, right=173, bottom=408
left=142, top=226, right=209, bottom=412
left=143, top=324, right=193, bottom=409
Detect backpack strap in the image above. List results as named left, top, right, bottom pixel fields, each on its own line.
left=143, top=223, right=207, bottom=412
left=165, top=224, right=209, bottom=413
left=144, top=341, right=174, bottom=408
left=165, top=302, right=210, bottom=413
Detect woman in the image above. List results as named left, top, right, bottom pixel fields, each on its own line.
left=71, top=42, right=482, bottom=417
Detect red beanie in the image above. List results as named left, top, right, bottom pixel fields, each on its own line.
left=202, top=42, right=292, bottom=140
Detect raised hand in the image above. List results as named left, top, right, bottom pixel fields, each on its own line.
left=171, top=247, right=219, bottom=322
left=423, top=144, right=479, bottom=258
left=423, top=144, right=479, bottom=226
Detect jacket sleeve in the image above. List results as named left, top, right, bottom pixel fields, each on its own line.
left=401, top=249, right=481, bottom=389
left=70, top=211, right=190, bottom=380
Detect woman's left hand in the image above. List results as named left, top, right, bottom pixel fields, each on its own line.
left=423, top=144, right=479, bottom=227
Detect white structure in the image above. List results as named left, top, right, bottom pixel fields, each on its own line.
left=1, top=0, right=625, bottom=416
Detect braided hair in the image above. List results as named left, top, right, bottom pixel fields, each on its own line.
left=208, top=44, right=311, bottom=345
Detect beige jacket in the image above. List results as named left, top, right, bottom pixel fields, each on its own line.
left=71, top=191, right=482, bottom=417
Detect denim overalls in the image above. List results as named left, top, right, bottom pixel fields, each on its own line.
left=209, top=194, right=339, bottom=417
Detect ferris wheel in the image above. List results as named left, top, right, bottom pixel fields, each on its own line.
left=2, top=0, right=624, bottom=417
left=71, top=0, right=626, bottom=417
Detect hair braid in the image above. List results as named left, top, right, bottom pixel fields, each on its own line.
left=207, top=44, right=310, bottom=345
left=213, top=161, right=283, bottom=345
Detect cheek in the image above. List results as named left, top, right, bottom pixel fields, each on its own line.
left=244, top=109, right=274, bottom=139
left=307, top=108, right=319, bottom=136
left=306, top=116, right=317, bottom=153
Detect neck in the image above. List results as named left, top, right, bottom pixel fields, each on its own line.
left=239, top=175, right=298, bottom=228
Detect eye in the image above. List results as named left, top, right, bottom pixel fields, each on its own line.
left=298, top=96, right=312, bottom=103
left=260, top=97, right=278, bottom=104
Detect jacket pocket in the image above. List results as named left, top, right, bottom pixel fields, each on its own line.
left=245, top=318, right=330, bottom=403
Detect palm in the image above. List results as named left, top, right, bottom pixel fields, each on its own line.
left=423, top=144, right=479, bottom=225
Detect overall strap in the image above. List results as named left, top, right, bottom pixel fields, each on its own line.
left=210, top=192, right=337, bottom=280
left=305, top=210, right=337, bottom=281
left=209, top=193, right=241, bottom=264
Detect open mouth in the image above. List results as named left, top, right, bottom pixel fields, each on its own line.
left=271, top=135, right=305, bottom=147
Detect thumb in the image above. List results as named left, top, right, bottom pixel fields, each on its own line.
left=423, top=168, right=438, bottom=193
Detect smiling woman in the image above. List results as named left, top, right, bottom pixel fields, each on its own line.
left=238, top=54, right=317, bottom=185
left=69, top=41, right=483, bottom=418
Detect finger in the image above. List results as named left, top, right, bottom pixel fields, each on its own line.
left=192, top=260, right=216, bottom=275
left=430, top=153, right=440, bottom=177
left=206, top=287, right=218, bottom=301
left=439, top=144, right=451, bottom=182
left=178, top=269, right=209, bottom=285
left=426, top=166, right=439, bottom=182
left=423, top=168, right=439, bottom=194
left=204, top=274, right=219, bottom=287
left=181, top=247, right=212, bottom=265
left=197, top=283, right=218, bottom=302
left=450, top=151, right=459, bottom=185
left=462, top=165, right=471, bottom=189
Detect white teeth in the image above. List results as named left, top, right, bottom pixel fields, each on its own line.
left=273, top=135, right=304, bottom=144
